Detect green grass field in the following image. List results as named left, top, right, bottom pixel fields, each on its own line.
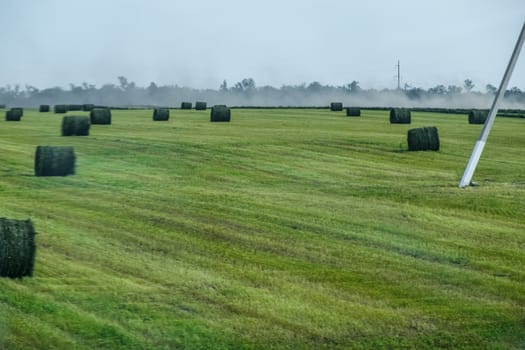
left=0, top=108, right=524, bottom=349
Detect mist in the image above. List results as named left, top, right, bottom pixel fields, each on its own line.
left=2, top=79, right=525, bottom=109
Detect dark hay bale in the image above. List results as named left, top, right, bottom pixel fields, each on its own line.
left=468, top=110, right=488, bottom=124
left=210, top=105, right=231, bottom=122
left=6, top=108, right=23, bottom=121
left=90, top=108, right=112, bottom=125
left=54, top=105, right=68, bottom=114
left=0, top=104, right=5, bottom=109
left=0, top=218, right=36, bottom=278
left=67, top=104, right=82, bottom=111
left=34, top=146, right=76, bottom=176
left=330, top=102, right=343, bottom=111
left=407, top=126, right=440, bottom=151
left=195, top=101, right=207, bottom=110
left=82, top=104, right=95, bottom=111
left=39, top=105, right=50, bottom=112
left=346, top=107, right=361, bottom=116
left=62, top=116, right=90, bottom=136
left=390, top=108, right=411, bottom=124
left=181, top=102, right=192, bottom=110
left=153, top=108, right=170, bottom=121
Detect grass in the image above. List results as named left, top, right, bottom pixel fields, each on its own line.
left=0, top=107, right=524, bottom=349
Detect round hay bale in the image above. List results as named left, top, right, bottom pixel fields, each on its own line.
left=346, top=107, right=361, bottom=117
left=468, top=110, right=488, bottom=124
left=67, top=104, right=82, bottom=111
left=90, top=108, right=112, bottom=125
left=407, top=126, right=440, bottom=151
left=330, top=102, right=343, bottom=111
left=0, top=104, right=6, bottom=109
left=62, top=116, right=90, bottom=136
left=82, top=104, right=95, bottom=111
left=5, top=108, right=23, bottom=121
left=0, top=218, right=36, bottom=278
left=54, top=105, right=68, bottom=114
left=39, top=105, right=50, bottom=112
left=195, top=101, right=207, bottom=110
left=153, top=108, right=170, bottom=121
left=210, top=105, right=231, bottom=122
left=181, top=102, right=192, bottom=110
left=34, top=146, right=76, bottom=176
left=390, top=108, right=411, bottom=124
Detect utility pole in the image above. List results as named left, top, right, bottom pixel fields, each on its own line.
left=458, top=21, right=525, bottom=188
left=396, top=60, right=401, bottom=90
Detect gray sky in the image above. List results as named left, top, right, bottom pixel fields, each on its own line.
left=1, top=0, right=524, bottom=91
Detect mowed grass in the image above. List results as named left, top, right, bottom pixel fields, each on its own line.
left=0, top=107, right=524, bottom=349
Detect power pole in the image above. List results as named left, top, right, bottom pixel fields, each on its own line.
left=396, top=60, right=401, bottom=90
left=458, top=21, right=525, bottom=188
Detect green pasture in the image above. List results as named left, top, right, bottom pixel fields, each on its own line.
left=0, top=107, right=524, bottom=349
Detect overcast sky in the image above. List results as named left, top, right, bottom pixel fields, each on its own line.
left=1, top=0, right=524, bottom=91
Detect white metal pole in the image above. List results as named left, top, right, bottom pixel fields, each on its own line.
left=459, top=21, right=525, bottom=188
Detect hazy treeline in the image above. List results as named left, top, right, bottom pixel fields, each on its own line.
left=1, top=77, right=525, bottom=109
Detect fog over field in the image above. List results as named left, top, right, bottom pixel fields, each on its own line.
left=1, top=1, right=525, bottom=107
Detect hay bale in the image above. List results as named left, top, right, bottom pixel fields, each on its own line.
left=34, top=146, right=76, bottom=176
left=210, top=105, right=231, bottom=122
left=67, top=104, right=82, bottom=111
left=407, top=126, right=440, bottom=151
left=90, top=108, right=111, bottom=125
left=195, top=101, right=207, bottom=110
left=39, top=105, right=50, bottom=112
left=5, top=108, right=23, bottom=121
left=0, top=104, right=5, bottom=109
left=181, top=102, right=192, bottom=110
left=0, top=218, right=36, bottom=278
left=54, top=104, right=68, bottom=114
left=390, top=108, right=411, bottom=124
left=346, top=107, right=361, bottom=116
left=62, top=116, right=90, bottom=136
left=330, top=102, right=343, bottom=111
left=468, top=110, right=488, bottom=124
left=82, top=104, right=95, bottom=111
left=153, top=108, right=170, bottom=121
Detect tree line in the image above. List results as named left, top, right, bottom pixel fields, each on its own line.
left=1, top=77, right=524, bottom=108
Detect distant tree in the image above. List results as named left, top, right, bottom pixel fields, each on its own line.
left=428, top=84, right=447, bottom=95
left=69, top=83, right=85, bottom=97
left=25, top=85, right=39, bottom=95
left=307, top=81, right=323, bottom=93
left=503, top=86, right=525, bottom=103
left=447, top=85, right=462, bottom=95
left=37, top=87, right=64, bottom=99
left=345, top=80, right=361, bottom=93
left=405, top=87, right=426, bottom=100
left=505, top=86, right=523, bottom=98
left=232, top=78, right=256, bottom=95
left=463, top=79, right=475, bottom=92
left=241, top=78, right=256, bottom=90
left=118, top=76, right=130, bottom=90
left=485, top=84, right=497, bottom=94
left=147, top=82, right=158, bottom=96
left=220, top=80, right=228, bottom=91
